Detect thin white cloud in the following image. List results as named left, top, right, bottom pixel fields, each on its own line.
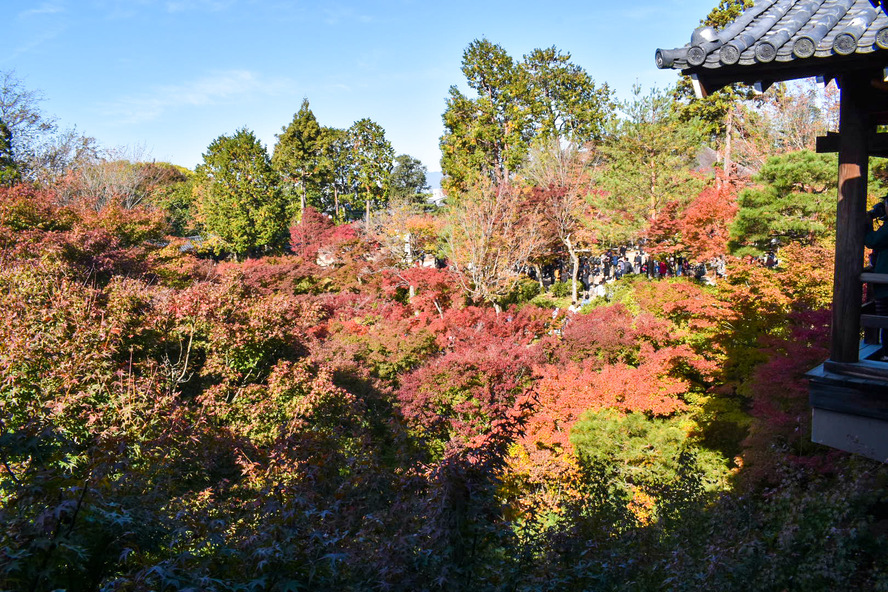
left=93, top=0, right=153, bottom=20
left=93, top=0, right=235, bottom=19
left=3, top=27, right=67, bottom=65
left=17, top=2, right=66, bottom=18
left=325, top=83, right=353, bottom=93
left=165, top=0, right=236, bottom=13
left=6, top=3, right=67, bottom=63
left=101, top=70, right=299, bottom=124
left=322, top=5, right=375, bottom=25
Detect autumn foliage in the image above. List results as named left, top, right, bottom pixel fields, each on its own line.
left=1, top=180, right=885, bottom=591
left=646, top=179, right=739, bottom=260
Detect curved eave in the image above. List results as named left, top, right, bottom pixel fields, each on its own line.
left=656, top=0, right=888, bottom=95
left=682, top=49, right=888, bottom=95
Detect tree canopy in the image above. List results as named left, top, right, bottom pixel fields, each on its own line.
left=5, top=26, right=888, bottom=592
left=195, top=127, right=287, bottom=257
left=390, top=153, right=430, bottom=202
left=672, top=0, right=756, bottom=140
left=730, top=150, right=837, bottom=255
left=272, top=98, right=330, bottom=216
left=0, top=70, right=96, bottom=184
left=348, top=118, right=394, bottom=225
left=0, top=118, right=18, bottom=186
left=593, top=85, right=704, bottom=245
left=440, top=39, right=612, bottom=195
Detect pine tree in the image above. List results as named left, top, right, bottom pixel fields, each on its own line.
left=440, top=40, right=612, bottom=196
left=320, top=127, right=354, bottom=221
left=729, top=150, right=837, bottom=255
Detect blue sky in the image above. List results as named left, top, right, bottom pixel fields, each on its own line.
left=4, top=0, right=718, bottom=174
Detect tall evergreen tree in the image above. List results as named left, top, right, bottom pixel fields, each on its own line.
left=672, top=0, right=755, bottom=172
left=347, top=118, right=394, bottom=225
left=0, top=117, right=19, bottom=186
left=524, top=46, right=612, bottom=144
left=441, top=39, right=531, bottom=194
left=440, top=39, right=611, bottom=195
left=321, top=127, right=354, bottom=221
left=729, top=150, right=837, bottom=255
left=390, top=154, right=429, bottom=203
left=272, top=98, right=328, bottom=218
left=195, top=128, right=286, bottom=258
left=594, top=85, right=703, bottom=245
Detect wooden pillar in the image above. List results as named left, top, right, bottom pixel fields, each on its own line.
left=830, top=73, right=871, bottom=363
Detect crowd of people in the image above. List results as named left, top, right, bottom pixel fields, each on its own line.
left=527, top=245, right=781, bottom=312
left=536, top=246, right=727, bottom=291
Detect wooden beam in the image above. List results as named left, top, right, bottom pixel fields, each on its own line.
left=831, top=72, right=872, bottom=363
left=861, top=272, right=888, bottom=284
left=823, top=359, right=888, bottom=380
left=690, top=74, right=707, bottom=99
left=862, top=299, right=881, bottom=344
left=816, top=132, right=839, bottom=153
left=817, top=132, right=888, bottom=157
left=812, top=361, right=888, bottom=402
left=861, top=314, right=888, bottom=329
left=684, top=53, right=888, bottom=98
left=753, top=81, right=773, bottom=94
left=812, top=408, right=888, bottom=463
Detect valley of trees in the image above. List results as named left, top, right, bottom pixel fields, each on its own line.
left=3, top=3, right=888, bottom=589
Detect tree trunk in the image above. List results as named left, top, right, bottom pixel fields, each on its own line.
left=300, top=175, right=307, bottom=216
left=649, top=156, right=658, bottom=219
left=724, top=107, right=733, bottom=177
left=566, top=237, right=580, bottom=303
left=405, top=232, right=413, bottom=264
left=533, top=263, right=545, bottom=292
left=365, top=190, right=371, bottom=227
left=334, top=188, right=340, bottom=221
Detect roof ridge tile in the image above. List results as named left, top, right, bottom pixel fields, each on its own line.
left=756, top=0, right=826, bottom=62
left=655, top=0, right=888, bottom=81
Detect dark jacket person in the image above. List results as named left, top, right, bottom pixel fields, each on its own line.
left=865, top=198, right=888, bottom=345
left=865, top=199, right=888, bottom=300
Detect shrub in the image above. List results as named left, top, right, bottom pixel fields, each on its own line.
left=500, top=276, right=542, bottom=306
left=550, top=280, right=572, bottom=298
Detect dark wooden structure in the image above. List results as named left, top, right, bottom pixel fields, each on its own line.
left=657, top=0, right=888, bottom=461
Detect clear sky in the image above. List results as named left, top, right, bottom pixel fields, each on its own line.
left=3, top=0, right=718, bottom=174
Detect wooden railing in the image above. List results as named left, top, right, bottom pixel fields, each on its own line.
left=808, top=273, right=888, bottom=379
left=861, top=273, right=888, bottom=336
left=827, top=273, right=888, bottom=379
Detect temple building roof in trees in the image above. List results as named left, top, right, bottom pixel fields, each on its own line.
left=656, top=0, right=888, bottom=93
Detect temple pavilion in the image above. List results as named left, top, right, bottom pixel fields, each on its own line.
left=656, top=0, right=888, bottom=461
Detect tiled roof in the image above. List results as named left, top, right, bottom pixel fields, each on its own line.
left=656, top=0, right=888, bottom=72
